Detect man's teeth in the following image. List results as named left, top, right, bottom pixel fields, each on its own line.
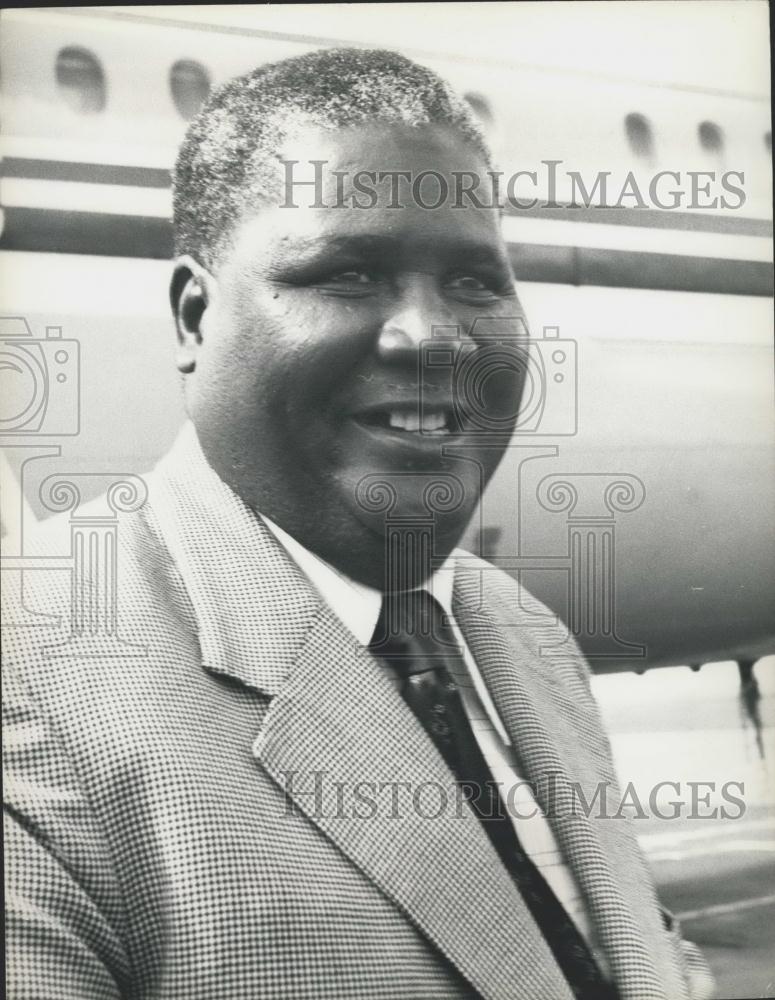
left=387, top=410, right=449, bottom=433
left=388, top=410, right=419, bottom=431
left=420, top=411, right=448, bottom=433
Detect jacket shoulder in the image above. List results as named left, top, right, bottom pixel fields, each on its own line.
left=2, top=493, right=197, bottom=684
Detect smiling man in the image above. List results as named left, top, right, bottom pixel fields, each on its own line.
left=4, top=48, right=712, bottom=1000
left=170, top=58, right=526, bottom=589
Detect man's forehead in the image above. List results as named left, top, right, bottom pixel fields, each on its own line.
left=258, top=230, right=510, bottom=272
left=231, top=197, right=507, bottom=265
left=265, top=119, right=493, bottom=217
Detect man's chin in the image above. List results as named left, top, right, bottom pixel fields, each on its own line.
left=336, top=499, right=474, bottom=591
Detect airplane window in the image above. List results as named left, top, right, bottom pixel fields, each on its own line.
left=698, top=120, right=724, bottom=152
left=463, top=91, right=495, bottom=127
left=170, top=60, right=211, bottom=120
left=624, top=113, right=654, bottom=159
left=55, top=46, right=106, bottom=114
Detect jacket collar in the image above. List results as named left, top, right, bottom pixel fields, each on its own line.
left=148, top=421, right=322, bottom=697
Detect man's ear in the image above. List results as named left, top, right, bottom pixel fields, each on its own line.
left=170, top=255, right=214, bottom=375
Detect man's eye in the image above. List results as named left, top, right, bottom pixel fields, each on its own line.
left=446, top=274, right=509, bottom=298
left=327, top=270, right=375, bottom=284
left=311, top=269, right=380, bottom=296
left=446, top=275, right=489, bottom=291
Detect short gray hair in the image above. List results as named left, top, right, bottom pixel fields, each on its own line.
left=172, top=47, right=491, bottom=268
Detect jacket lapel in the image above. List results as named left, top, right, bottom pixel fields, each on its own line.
left=452, top=559, right=687, bottom=1000
left=253, top=601, right=575, bottom=1000
left=148, top=424, right=320, bottom=696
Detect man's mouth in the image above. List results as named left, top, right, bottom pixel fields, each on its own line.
left=352, top=406, right=455, bottom=437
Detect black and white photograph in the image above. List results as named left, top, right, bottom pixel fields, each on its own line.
left=1, top=3, right=773, bottom=998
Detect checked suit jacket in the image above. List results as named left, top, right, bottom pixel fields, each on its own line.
left=3, top=424, right=713, bottom=1000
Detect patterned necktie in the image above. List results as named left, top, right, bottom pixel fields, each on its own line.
left=369, top=589, right=619, bottom=1000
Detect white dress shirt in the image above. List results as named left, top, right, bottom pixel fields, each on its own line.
left=261, top=514, right=609, bottom=976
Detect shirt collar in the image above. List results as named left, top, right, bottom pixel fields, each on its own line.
left=260, top=513, right=456, bottom=647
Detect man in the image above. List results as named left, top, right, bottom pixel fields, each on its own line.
left=4, top=48, right=712, bottom=999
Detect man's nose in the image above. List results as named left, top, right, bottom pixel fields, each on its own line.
left=375, top=280, right=461, bottom=362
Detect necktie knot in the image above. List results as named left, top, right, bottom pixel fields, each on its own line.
left=369, top=589, right=461, bottom=678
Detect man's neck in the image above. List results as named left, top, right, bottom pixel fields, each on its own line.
left=260, top=512, right=456, bottom=646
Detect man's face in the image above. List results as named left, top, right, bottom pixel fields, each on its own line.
left=179, top=123, right=527, bottom=588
